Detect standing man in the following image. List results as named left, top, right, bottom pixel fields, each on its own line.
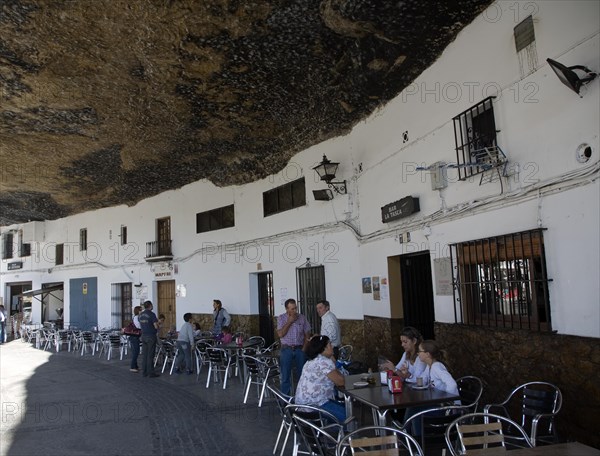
left=173, top=313, right=195, bottom=375
left=138, top=300, right=160, bottom=378
left=316, top=300, right=341, bottom=359
left=277, top=298, right=311, bottom=395
left=0, top=304, right=6, bottom=344
left=212, top=299, right=231, bottom=335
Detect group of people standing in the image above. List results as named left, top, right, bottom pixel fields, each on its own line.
left=127, top=299, right=232, bottom=377
left=277, top=298, right=346, bottom=421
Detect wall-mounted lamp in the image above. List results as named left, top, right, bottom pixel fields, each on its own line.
left=547, top=58, right=597, bottom=97
left=312, top=154, right=347, bottom=196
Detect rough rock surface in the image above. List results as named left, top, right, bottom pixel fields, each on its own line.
left=0, top=0, right=492, bottom=225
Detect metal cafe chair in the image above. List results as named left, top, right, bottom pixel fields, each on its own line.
left=242, top=354, right=279, bottom=407
left=336, top=425, right=424, bottom=456
left=483, top=381, right=562, bottom=446
left=393, top=405, right=469, bottom=456
left=266, top=385, right=294, bottom=456
left=285, top=404, right=352, bottom=456
left=205, top=347, right=232, bottom=389
left=456, top=376, right=484, bottom=412
left=445, top=412, right=533, bottom=455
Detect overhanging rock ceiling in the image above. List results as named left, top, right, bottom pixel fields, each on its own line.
left=0, top=0, right=492, bottom=226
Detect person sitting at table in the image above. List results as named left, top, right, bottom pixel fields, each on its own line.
left=380, top=326, right=427, bottom=384
left=404, top=339, right=460, bottom=435
left=220, top=325, right=233, bottom=344
left=193, top=322, right=202, bottom=338
left=295, top=335, right=346, bottom=422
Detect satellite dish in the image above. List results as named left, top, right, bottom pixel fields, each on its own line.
left=547, top=58, right=597, bottom=96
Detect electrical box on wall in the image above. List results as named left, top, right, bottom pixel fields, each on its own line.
left=430, top=162, right=448, bottom=190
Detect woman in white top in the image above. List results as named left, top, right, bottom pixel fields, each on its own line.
left=418, top=340, right=459, bottom=396
left=381, top=327, right=427, bottom=383
left=404, top=339, right=459, bottom=436
left=295, top=335, right=346, bottom=422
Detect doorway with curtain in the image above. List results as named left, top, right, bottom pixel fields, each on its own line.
left=110, top=282, right=133, bottom=328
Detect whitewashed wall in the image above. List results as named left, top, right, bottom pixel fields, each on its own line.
left=2, top=1, right=598, bottom=337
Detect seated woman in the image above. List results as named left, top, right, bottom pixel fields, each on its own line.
left=295, top=335, right=346, bottom=422
left=380, top=326, right=426, bottom=384
left=404, top=339, right=460, bottom=435
left=220, top=326, right=233, bottom=344
left=193, top=322, right=202, bottom=338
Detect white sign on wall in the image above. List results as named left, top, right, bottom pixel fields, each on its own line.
left=434, top=258, right=453, bottom=296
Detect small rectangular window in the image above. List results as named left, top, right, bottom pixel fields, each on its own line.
left=263, top=178, right=306, bottom=217
left=2, top=232, right=14, bottom=260
left=80, top=228, right=87, bottom=251
left=196, top=204, right=235, bottom=233
left=56, top=243, right=64, bottom=265
left=120, top=226, right=127, bottom=245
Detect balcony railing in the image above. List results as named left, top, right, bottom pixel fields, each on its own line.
left=145, top=240, right=173, bottom=261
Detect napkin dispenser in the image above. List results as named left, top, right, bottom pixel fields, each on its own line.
left=388, top=376, right=403, bottom=393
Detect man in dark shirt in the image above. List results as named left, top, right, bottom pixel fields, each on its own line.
left=138, top=300, right=160, bottom=377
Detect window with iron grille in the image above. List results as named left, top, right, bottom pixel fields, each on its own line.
left=120, top=226, right=127, bottom=245
left=56, top=243, right=64, bottom=265
left=263, top=177, right=306, bottom=217
left=111, top=282, right=132, bottom=328
left=453, top=96, right=500, bottom=180
left=196, top=204, right=235, bottom=233
left=80, top=228, right=87, bottom=251
left=2, top=232, right=14, bottom=260
left=450, top=229, right=551, bottom=331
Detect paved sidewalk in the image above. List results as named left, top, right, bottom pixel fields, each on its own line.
left=0, top=340, right=283, bottom=456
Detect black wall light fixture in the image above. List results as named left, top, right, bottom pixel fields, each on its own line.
left=312, top=155, right=347, bottom=199
left=547, top=58, right=597, bottom=97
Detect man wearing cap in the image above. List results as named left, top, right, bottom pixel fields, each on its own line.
left=316, top=300, right=341, bottom=359
left=277, top=298, right=311, bottom=395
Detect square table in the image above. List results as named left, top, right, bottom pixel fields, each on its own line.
left=343, top=382, right=460, bottom=426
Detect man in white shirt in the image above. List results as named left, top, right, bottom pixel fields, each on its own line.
left=316, top=300, right=341, bottom=358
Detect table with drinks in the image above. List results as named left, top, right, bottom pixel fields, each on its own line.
left=340, top=371, right=460, bottom=426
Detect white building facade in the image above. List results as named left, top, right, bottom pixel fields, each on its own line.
left=1, top=0, right=599, bottom=442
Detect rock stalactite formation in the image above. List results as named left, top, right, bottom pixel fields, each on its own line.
left=0, top=0, right=492, bottom=225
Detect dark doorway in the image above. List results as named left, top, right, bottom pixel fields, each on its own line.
left=257, top=272, right=275, bottom=346
left=400, top=251, right=436, bottom=340
left=296, top=265, right=326, bottom=332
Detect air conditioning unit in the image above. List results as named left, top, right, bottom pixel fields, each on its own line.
left=21, top=221, right=45, bottom=242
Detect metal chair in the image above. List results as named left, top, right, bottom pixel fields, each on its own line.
left=194, top=340, right=212, bottom=381
left=291, top=413, right=342, bottom=456
left=483, top=381, right=562, bottom=446
left=105, top=334, right=122, bottom=361
left=247, top=335, right=266, bottom=350
left=286, top=404, right=352, bottom=456
left=267, top=385, right=294, bottom=456
left=205, top=347, right=232, bottom=389
left=242, top=354, right=279, bottom=407
left=457, top=376, right=483, bottom=412
left=445, top=412, right=533, bottom=455
left=261, top=339, right=281, bottom=355
left=393, top=405, right=469, bottom=456
left=80, top=331, right=96, bottom=356
left=336, top=425, right=424, bottom=456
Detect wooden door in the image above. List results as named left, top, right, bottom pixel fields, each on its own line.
left=157, top=217, right=171, bottom=256
left=157, top=280, right=176, bottom=337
